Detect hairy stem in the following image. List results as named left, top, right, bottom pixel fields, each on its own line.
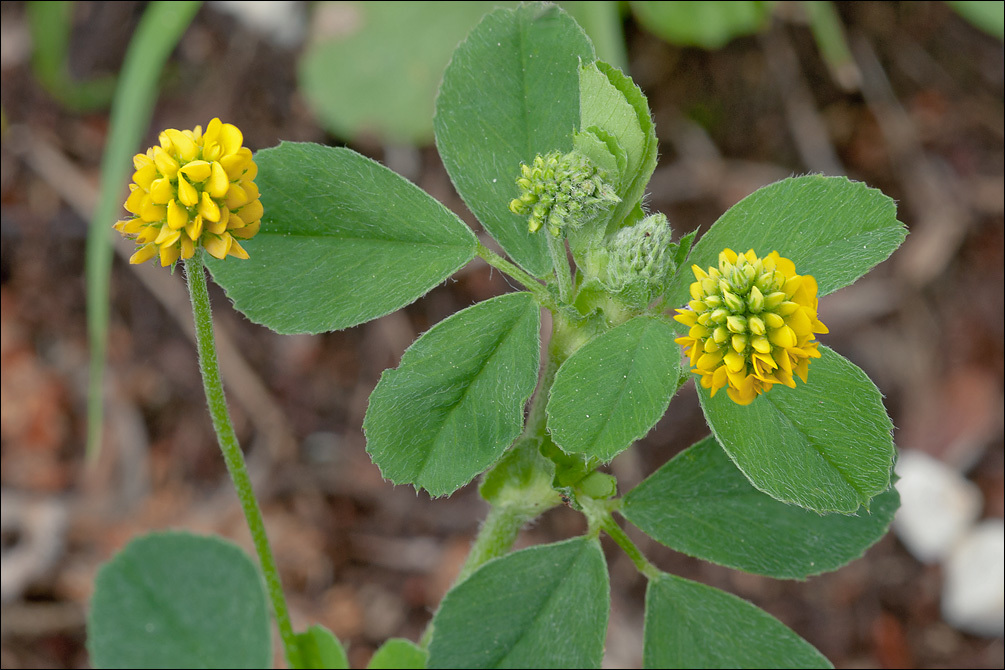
left=545, top=233, right=574, bottom=303
left=601, top=507, right=660, bottom=579
left=184, top=252, right=300, bottom=668
left=476, top=242, right=558, bottom=311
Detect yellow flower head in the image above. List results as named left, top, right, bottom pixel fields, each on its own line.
left=674, top=249, right=829, bottom=405
left=114, top=118, right=262, bottom=266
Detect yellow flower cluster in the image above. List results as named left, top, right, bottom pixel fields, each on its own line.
left=114, top=118, right=262, bottom=266
left=674, top=249, right=828, bottom=405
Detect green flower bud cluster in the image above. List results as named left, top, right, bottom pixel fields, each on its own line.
left=509, top=151, right=619, bottom=236
left=606, top=213, right=675, bottom=288
left=603, top=213, right=682, bottom=306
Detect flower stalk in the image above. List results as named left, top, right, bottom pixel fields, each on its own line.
left=184, top=252, right=300, bottom=668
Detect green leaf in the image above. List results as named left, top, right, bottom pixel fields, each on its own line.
left=428, top=536, right=609, bottom=668
left=295, top=624, right=349, bottom=669
left=630, top=1, right=774, bottom=49
left=698, top=346, right=895, bottom=513
left=572, top=127, right=624, bottom=184
left=364, top=293, right=540, bottom=497
left=644, top=572, right=832, bottom=669
left=87, top=531, right=271, bottom=669
left=667, top=175, right=906, bottom=308
left=368, top=638, right=428, bottom=669
left=578, top=61, right=658, bottom=235
left=207, top=142, right=476, bottom=334
left=299, top=2, right=504, bottom=145
left=434, top=3, right=595, bottom=276
left=947, top=1, right=1005, bottom=40
left=548, top=316, right=682, bottom=461
left=622, top=436, right=899, bottom=578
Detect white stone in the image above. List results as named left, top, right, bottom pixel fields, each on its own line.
left=892, top=449, right=982, bottom=563
left=942, top=520, right=1005, bottom=637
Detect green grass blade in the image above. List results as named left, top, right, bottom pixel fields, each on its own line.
left=85, top=0, right=202, bottom=462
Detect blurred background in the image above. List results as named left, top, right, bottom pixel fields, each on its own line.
left=1, top=1, right=1002, bottom=667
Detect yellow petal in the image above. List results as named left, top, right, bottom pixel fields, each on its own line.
left=763, top=291, right=787, bottom=310
left=124, top=185, right=146, bottom=215
left=154, top=226, right=180, bottom=246
left=241, top=179, right=260, bottom=201
left=689, top=324, right=711, bottom=339
left=751, top=335, right=771, bottom=354
left=207, top=161, right=230, bottom=198
left=220, top=149, right=252, bottom=179
left=140, top=201, right=166, bottom=223
left=186, top=214, right=204, bottom=242
left=136, top=226, right=159, bottom=244
left=723, top=350, right=745, bottom=373
left=763, top=312, right=785, bottom=329
left=697, top=350, right=724, bottom=371
left=238, top=199, right=263, bottom=224
left=775, top=301, right=799, bottom=316
left=768, top=325, right=797, bottom=349
left=225, top=183, right=250, bottom=209
left=227, top=238, right=249, bottom=259
left=180, top=236, right=195, bottom=259
left=177, top=174, right=199, bottom=207
left=199, top=191, right=221, bottom=222
left=113, top=218, right=144, bottom=235
left=167, top=200, right=189, bottom=230
left=159, top=243, right=180, bottom=266
left=203, top=118, right=222, bottom=146
left=129, top=243, right=158, bottom=264
left=152, top=146, right=179, bottom=179
left=133, top=163, right=159, bottom=191
left=164, top=129, right=199, bottom=162
left=226, top=211, right=244, bottom=230
left=747, top=285, right=764, bottom=313
left=711, top=365, right=729, bottom=393
left=688, top=299, right=707, bottom=312
left=219, top=123, right=243, bottom=156
left=149, top=178, right=174, bottom=205
left=180, top=159, right=212, bottom=183
left=203, top=233, right=232, bottom=260
left=674, top=310, right=697, bottom=327
left=783, top=275, right=802, bottom=297
left=231, top=220, right=260, bottom=239
left=726, top=315, right=746, bottom=334
left=775, top=255, right=796, bottom=278
left=787, top=308, right=813, bottom=337
left=208, top=216, right=228, bottom=235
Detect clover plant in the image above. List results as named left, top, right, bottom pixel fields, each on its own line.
left=88, top=4, right=906, bottom=668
